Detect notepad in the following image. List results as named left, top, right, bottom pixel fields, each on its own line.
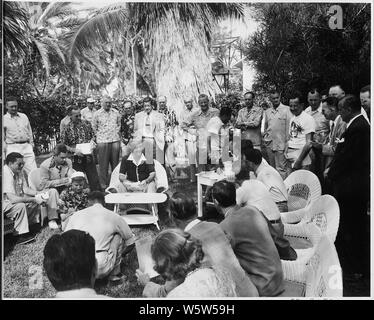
left=76, top=143, right=92, bottom=155
left=135, top=236, right=159, bottom=279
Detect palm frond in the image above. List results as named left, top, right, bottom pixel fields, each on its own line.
left=55, top=16, right=86, bottom=29
left=33, top=38, right=51, bottom=77
left=67, top=3, right=129, bottom=58
left=37, top=1, right=75, bottom=25
left=44, top=38, right=66, bottom=64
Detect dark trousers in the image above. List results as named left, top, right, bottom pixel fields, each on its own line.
left=73, top=155, right=102, bottom=191
left=97, top=141, right=121, bottom=189
left=332, top=181, right=370, bottom=277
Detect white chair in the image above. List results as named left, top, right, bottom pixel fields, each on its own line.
left=305, top=236, right=343, bottom=297
left=301, top=194, right=340, bottom=243
left=280, top=204, right=310, bottom=224
left=284, top=170, right=321, bottom=212
left=27, top=168, right=47, bottom=226
left=282, top=223, right=322, bottom=289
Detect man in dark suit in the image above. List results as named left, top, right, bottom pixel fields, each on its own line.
left=326, top=94, right=370, bottom=282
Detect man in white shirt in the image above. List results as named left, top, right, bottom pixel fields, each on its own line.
left=3, top=96, right=37, bottom=175
left=285, top=92, right=316, bottom=176
left=243, top=148, right=289, bottom=212
left=65, top=191, right=135, bottom=281
left=81, top=97, right=97, bottom=123
left=44, top=229, right=108, bottom=298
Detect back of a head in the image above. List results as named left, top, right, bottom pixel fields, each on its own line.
left=244, top=148, right=262, bottom=165
left=5, top=152, right=23, bottom=165
left=323, top=96, right=339, bottom=109
left=169, top=193, right=197, bottom=222
left=151, top=229, right=203, bottom=281
left=289, top=90, right=304, bottom=103
left=212, top=180, right=236, bottom=208
left=43, top=230, right=96, bottom=292
left=340, top=94, right=361, bottom=113
left=54, top=143, right=67, bottom=155
left=87, top=191, right=105, bottom=205
left=219, top=106, right=232, bottom=118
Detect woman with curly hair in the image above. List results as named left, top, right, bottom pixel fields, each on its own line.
left=136, top=229, right=237, bottom=297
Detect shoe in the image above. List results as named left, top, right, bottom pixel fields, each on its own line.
left=48, top=220, right=59, bottom=230
left=15, top=233, right=36, bottom=245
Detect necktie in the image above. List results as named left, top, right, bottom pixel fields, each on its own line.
left=330, top=122, right=335, bottom=142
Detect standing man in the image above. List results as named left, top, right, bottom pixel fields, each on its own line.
left=360, top=85, right=370, bottom=122
left=157, top=96, right=178, bottom=181
left=4, top=96, right=37, bottom=175
left=3, top=152, right=60, bottom=229
left=263, top=89, right=292, bottom=179
left=180, top=98, right=199, bottom=182
left=134, top=97, right=165, bottom=164
left=120, top=100, right=136, bottom=158
left=311, top=96, right=346, bottom=182
left=81, top=97, right=97, bottom=124
left=91, top=96, right=121, bottom=190
left=305, top=89, right=330, bottom=182
left=181, top=94, right=219, bottom=172
left=285, top=91, right=316, bottom=176
left=329, top=84, right=370, bottom=124
left=39, top=144, right=75, bottom=192
left=326, top=95, right=370, bottom=281
left=62, top=108, right=101, bottom=191
left=60, top=105, right=77, bottom=137
left=235, top=92, right=263, bottom=150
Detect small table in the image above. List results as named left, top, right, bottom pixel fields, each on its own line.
left=105, top=193, right=167, bottom=230
left=197, top=171, right=226, bottom=217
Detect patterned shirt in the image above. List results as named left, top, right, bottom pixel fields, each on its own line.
left=4, top=112, right=34, bottom=144
left=159, top=108, right=178, bottom=141
left=91, top=108, right=121, bottom=143
left=236, top=106, right=263, bottom=145
left=62, top=119, right=95, bottom=147
left=263, top=103, right=292, bottom=151
left=59, top=186, right=89, bottom=213
left=60, top=115, right=71, bottom=136
left=120, top=114, right=135, bottom=144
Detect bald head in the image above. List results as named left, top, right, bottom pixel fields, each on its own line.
left=329, top=85, right=345, bottom=100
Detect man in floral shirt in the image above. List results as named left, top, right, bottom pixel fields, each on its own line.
left=284, top=92, right=316, bottom=177
left=62, top=108, right=101, bottom=191
left=91, top=96, right=121, bottom=190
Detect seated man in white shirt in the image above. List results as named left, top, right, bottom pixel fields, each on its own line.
left=243, top=148, right=288, bottom=212
left=44, top=229, right=107, bottom=298
left=64, top=191, right=135, bottom=281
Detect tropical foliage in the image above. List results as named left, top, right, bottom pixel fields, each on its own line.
left=242, top=3, right=371, bottom=100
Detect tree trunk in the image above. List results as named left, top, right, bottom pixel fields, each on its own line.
left=131, top=41, right=137, bottom=95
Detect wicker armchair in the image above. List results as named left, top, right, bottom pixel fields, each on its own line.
left=284, top=170, right=321, bottom=211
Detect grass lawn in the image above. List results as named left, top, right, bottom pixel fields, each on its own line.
left=3, top=161, right=197, bottom=298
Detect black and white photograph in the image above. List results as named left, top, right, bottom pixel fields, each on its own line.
left=1, top=0, right=371, bottom=303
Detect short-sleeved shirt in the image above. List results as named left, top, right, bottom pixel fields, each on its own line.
left=91, top=108, right=121, bottom=143
left=120, top=114, right=135, bottom=144
left=65, top=203, right=135, bottom=252
left=305, top=105, right=330, bottom=143
left=62, top=119, right=95, bottom=147
left=59, top=186, right=89, bottom=213
left=288, top=111, right=316, bottom=149
left=3, top=165, right=29, bottom=198
left=4, top=112, right=34, bottom=144
left=220, top=206, right=284, bottom=297
left=81, top=107, right=96, bottom=123
left=236, top=106, right=263, bottom=146
left=187, top=108, right=220, bottom=130
left=119, top=154, right=155, bottom=182
left=263, top=104, right=292, bottom=151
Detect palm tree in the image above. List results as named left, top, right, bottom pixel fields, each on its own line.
left=67, top=2, right=243, bottom=111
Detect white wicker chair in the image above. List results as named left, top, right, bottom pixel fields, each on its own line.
left=301, top=194, right=340, bottom=243
left=282, top=223, right=322, bottom=290
left=280, top=204, right=310, bottom=224
left=284, top=170, right=322, bottom=212
left=305, top=236, right=343, bottom=297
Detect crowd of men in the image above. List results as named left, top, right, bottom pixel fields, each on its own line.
left=2, top=82, right=371, bottom=297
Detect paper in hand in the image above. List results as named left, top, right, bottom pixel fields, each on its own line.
left=135, top=236, right=159, bottom=279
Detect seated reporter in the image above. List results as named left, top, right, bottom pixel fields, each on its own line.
left=136, top=229, right=237, bottom=298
